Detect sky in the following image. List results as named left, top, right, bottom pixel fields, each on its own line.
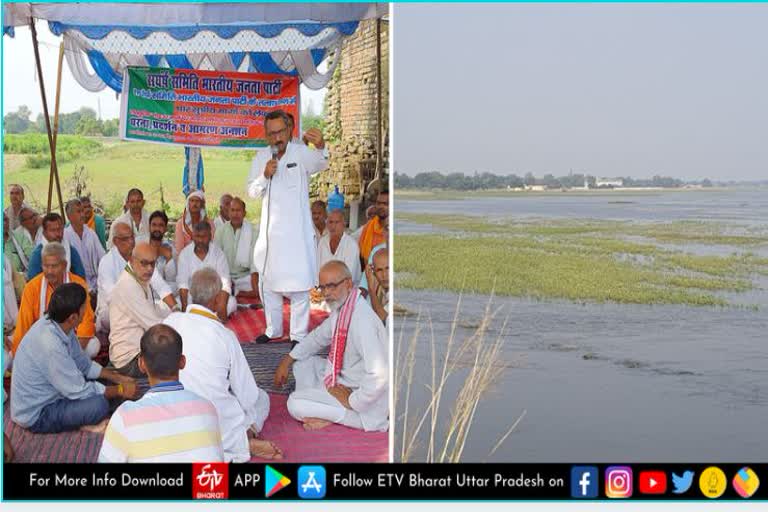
left=2, top=21, right=326, bottom=121
left=393, top=4, right=768, bottom=181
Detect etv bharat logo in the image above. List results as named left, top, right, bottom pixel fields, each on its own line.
left=193, top=463, right=229, bottom=499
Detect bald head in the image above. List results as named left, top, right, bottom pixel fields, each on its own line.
left=130, top=242, right=157, bottom=282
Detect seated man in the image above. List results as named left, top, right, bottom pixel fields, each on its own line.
left=4, top=214, right=24, bottom=273
left=11, top=283, right=137, bottom=433
left=366, top=247, right=389, bottom=325
left=175, top=191, right=215, bottom=255
left=26, top=213, right=86, bottom=281
left=4, top=254, right=19, bottom=403
left=213, top=193, right=233, bottom=231
left=148, top=210, right=178, bottom=296
left=109, top=243, right=173, bottom=378
left=274, top=261, right=388, bottom=432
left=108, top=188, right=150, bottom=249
left=5, top=184, right=32, bottom=232
left=213, top=197, right=259, bottom=299
left=163, top=268, right=282, bottom=461
left=11, top=207, right=43, bottom=273
left=177, top=222, right=235, bottom=321
left=99, top=324, right=224, bottom=463
left=358, top=189, right=389, bottom=263
left=311, top=200, right=327, bottom=247
left=317, top=209, right=362, bottom=284
left=12, top=243, right=100, bottom=359
left=64, top=198, right=105, bottom=290
left=352, top=206, right=376, bottom=242
left=80, top=196, right=107, bottom=249
left=96, top=222, right=174, bottom=332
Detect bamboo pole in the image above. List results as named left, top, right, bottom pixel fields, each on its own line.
left=30, top=18, right=64, bottom=218
left=51, top=41, right=66, bottom=217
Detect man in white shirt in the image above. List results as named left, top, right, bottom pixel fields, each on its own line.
left=247, top=110, right=328, bottom=344
left=177, top=222, right=236, bottom=321
left=274, top=261, right=389, bottom=432
left=64, top=198, right=105, bottom=290
left=107, top=189, right=150, bottom=249
left=213, top=197, right=259, bottom=299
left=214, top=193, right=233, bottom=231
left=4, top=184, right=29, bottom=232
left=148, top=210, right=178, bottom=297
left=163, top=267, right=282, bottom=461
left=311, top=200, right=327, bottom=247
left=317, top=209, right=362, bottom=284
left=96, top=222, right=175, bottom=332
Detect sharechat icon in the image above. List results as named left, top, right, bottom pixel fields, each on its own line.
left=672, top=471, right=694, bottom=494
left=733, top=467, right=759, bottom=498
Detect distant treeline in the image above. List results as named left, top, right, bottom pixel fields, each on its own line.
left=394, top=171, right=733, bottom=190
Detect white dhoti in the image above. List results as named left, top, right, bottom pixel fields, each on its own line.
left=287, top=357, right=364, bottom=429
left=226, top=295, right=237, bottom=317
left=260, top=286, right=310, bottom=341
left=229, top=389, right=271, bottom=462
left=233, top=275, right=254, bottom=294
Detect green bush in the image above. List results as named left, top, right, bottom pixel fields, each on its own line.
left=5, top=133, right=102, bottom=156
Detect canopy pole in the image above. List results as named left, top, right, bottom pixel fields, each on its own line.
left=30, top=18, right=64, bottom=218
left=375, top=17, right=383, bottom=191
left=51, top=42, right=66, bottom=215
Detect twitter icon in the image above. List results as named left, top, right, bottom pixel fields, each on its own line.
left=672, top=471, right=694, bottom=494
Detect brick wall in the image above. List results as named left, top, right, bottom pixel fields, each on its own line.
left=313, top=18, right=389, bottom=207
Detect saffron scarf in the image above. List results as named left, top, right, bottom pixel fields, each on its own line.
left=359, top=216, right=384, bottom=261
left=324, top=288, right=359, bottom=388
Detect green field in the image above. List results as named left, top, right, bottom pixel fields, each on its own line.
left=395, top=213, right=768, bottom=307
left=3, top=135, right=263, bottom=222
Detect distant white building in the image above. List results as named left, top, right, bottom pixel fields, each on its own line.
left=596, top=178, right=624, bottom=188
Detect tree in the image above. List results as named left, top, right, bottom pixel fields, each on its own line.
left=101, top=119, right=119, bottom=137
left=3, top=105, right=33, bottom=133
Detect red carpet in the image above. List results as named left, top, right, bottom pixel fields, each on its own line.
left=226, top=304, right=328, bottom=343
left=253, top=394, right=388, bottom=463
left=4, top=394, right=388, bottom=463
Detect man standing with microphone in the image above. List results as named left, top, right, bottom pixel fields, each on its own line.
left=247, top=110, right=328, bottom=345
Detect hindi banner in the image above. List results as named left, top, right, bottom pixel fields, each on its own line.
left=119, top=66, right=300, bottom=148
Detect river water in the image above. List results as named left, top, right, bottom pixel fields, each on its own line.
left=394, top=188, right=768, bottom=462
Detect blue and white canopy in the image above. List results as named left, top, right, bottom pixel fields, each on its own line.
left=4, top=3, right=386, bottom=91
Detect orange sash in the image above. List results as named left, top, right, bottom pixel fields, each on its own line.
left=359, top=216, right=385, bottom=261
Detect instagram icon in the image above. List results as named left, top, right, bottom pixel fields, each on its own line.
left=605, top=466, right=633, bottom=498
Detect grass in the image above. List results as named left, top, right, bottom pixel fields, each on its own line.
left=395, top=214, right=768, bottom=307
left=395, top=293, right=525, bottom=462
left=4, top=136, right=263, bottom=221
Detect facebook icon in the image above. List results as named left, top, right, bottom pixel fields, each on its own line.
left=571, top=466, right=598, bottom=498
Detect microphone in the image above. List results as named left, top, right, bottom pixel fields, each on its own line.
left=270, top=145, right=279, bottom=160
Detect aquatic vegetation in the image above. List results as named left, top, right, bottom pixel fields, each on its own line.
left=395, top=214, right=768, bottom=307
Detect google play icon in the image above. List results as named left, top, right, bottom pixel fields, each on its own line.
left=265, top=465, right=292, bottom=498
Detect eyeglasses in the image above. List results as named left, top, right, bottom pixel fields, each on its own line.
left=266, top=126, right=288, bottom=138
left=316, top=278, right=348, bottom=292
left=115, top=234, right=135, bottom=241
left=20, top=216, right=36, bottom=222
left=138, top=259, right=157, bottom=268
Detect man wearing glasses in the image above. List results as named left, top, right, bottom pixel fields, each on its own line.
left=247, top=110, right=328, bottom=345
left=108, top=242, right=173, bottom=378
left=273, top=261, right=388, bottom=432
left=96, top=223, right=175, bottom=333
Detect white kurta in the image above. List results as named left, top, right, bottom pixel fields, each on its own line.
left=3, top=256, right=18, bottom=329
left=107, top=210, right=150, bottom=249
left=176, top=243, right=232, bottom=293
left=64, top=225, right=105, bottom=290
left=155, top=242, right=178, bottom=296
left=96, top=248, right=172, bottom=331
left=317, top=233, right=362, bottom=284
left=287, top=296, right=389, bottom=431
left=163, top=306, right=270, bottom=462
left=247, top=142, right=328, bottom=292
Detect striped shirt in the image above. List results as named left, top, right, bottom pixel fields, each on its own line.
left=98, top=381, right=224, bottom=463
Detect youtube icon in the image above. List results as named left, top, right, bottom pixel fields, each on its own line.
left=639, top=471, right=667, bottom=495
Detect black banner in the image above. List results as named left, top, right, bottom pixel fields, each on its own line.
left=3, top=463, right=766, bottom=501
